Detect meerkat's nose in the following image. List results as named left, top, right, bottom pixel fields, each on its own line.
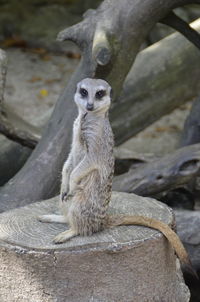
left=86, top=103, right=94, bottom=111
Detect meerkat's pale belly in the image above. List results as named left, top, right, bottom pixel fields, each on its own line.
left=71, top=117, right=86, bottom=168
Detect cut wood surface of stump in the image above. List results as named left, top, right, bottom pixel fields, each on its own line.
left=0, top=192, right=190, bottom=302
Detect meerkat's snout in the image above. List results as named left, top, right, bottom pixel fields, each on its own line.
left=86, top=103, right=94, bottom=111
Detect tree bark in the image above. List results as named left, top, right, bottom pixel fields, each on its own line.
left=113, top=144, right=200, bottom=196
left=0, top=192, right=190, bottom=302
left=114, top=148, right=157, bottom=175
left=112, top=18, right=200, bottom=144
left=1, top=0, right=200, bottom=211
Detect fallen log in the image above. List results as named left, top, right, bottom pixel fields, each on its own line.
left=0, top=104, right=41, bottom=149
left=113, top=144, right=200, bottom=196
left=114, top=148, right=157, bottom=175
left=111, top=18, right=200, bottom=144
left=1, top=0, right=200, bottom=211
left=0, top=192, right=190, bottom=302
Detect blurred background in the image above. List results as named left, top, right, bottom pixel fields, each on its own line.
left=0, top=2, right=199, bottom=154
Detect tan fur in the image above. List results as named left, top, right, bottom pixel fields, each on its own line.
left=38, top=78, right=192, bottom=271
left=107, top=215, right=190, bottom=267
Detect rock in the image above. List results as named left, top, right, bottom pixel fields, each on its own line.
left=175, top=210, right=200, bottom=302
left=0, top=192, right=190, bottom=302
left=175, top=210, right=200, bottom=266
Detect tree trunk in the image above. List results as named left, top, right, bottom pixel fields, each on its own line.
left=0, top=192, right=190, bottom=302
left=1, top=0, right=200, bottom=211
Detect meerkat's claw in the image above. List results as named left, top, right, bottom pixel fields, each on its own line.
left=53, top=229, right=77, bottom=244
left=61, top=192, right=68, bottom=202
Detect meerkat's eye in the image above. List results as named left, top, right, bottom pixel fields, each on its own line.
left=96, top=90, right=106, bottom=100
left=80, top=88, right=88, bottom=97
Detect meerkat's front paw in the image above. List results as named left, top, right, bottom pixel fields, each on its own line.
left=53, top=229, right=77, bottom=244
left=61, top=191, right=68, bottom=202
left=37, top=214, right=67, bottom=224
left=61, top=191, right=74, bottom=202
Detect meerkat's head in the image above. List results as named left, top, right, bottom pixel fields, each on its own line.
left=74, top=78, right=112, bottom=114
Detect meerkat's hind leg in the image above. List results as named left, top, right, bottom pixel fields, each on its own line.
left=53, top=228, right=78, bottom=244
left=37, top=214, right=67, bottom=224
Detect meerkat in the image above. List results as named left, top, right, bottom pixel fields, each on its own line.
left=38, top=78, right=193, bottom=271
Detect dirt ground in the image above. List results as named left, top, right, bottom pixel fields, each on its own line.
left=4, top=48, right=79, bottom=127
left=4, top=47, right=191, bottom=155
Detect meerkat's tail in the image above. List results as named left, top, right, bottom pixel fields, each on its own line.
left=107, top=214, right=198, bottom=278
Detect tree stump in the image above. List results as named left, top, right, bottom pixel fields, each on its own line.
left=0, top=192, right=190, bottom=302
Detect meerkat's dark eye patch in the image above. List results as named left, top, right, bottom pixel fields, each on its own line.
left=96, top=90, right=106, bottom=100
left=80, top=88, right=88, bottom=97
